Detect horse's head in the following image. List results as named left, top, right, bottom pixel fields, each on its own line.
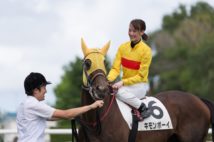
left=81, top=38, right=111, bottom=100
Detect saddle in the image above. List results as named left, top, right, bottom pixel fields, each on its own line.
left=116, top=97, right=173, bottom=131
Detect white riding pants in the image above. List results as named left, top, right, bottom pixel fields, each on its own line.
left=116, top=82, right=149, bottom=109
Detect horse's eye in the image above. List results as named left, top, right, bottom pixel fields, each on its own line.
left=84, top=59, right=91, bottom=70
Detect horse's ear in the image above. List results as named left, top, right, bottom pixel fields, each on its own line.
left=100, top=41, right=111, bottom=55
left=81, top=38, right=89, bottom=56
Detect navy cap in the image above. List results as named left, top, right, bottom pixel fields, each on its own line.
left=24, top=72, right=51, bottom=95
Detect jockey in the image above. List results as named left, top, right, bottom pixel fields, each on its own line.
left=107, top=19, right=152, bottom=119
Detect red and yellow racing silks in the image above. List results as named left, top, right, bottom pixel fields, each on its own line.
left=107, top=40, right=152, bottom=85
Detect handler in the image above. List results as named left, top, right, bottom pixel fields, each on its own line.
left=16, top=72, right=104, bottom=142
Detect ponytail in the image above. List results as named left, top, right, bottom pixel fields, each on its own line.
left=142, top=33, right=148, bottom=41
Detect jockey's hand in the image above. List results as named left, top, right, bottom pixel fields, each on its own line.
left=112, top=81, right=123, bottom=89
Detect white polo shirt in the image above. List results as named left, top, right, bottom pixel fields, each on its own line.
left=16, top=96, right=55, bottom=142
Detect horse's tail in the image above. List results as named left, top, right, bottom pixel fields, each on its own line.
left=200, top=98, right=214, bottom=142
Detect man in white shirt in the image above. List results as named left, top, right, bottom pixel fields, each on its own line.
left=16, top=72, right=104, bottom=142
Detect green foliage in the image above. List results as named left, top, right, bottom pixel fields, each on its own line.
left=54, top=57, right=82, bottom=127
left=51, top=57, right=83, bottom=141
left=105, top=56, right=112, bottom=72
left=162, top=5, right=188, bottom=33
left=55, top=57, right=82, bottom=108
left=50, top=134, right=71, bottom=142
left=150, top=2, right=214, bottom=100
left=190, top=2, right=214, bottom=19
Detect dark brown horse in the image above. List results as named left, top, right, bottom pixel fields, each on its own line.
left=77, top=39, right=214, bottom=142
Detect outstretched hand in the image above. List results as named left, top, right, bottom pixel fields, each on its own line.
left=90, top=100, right=104, bottom=109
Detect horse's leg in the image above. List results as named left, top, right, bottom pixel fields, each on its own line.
left=201, top=98, right=214, bottom=142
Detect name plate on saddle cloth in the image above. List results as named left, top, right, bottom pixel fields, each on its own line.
left=116, top=96, right=173, bottom=131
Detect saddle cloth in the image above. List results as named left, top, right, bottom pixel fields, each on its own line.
left=116, top=96, right=173, bottom=131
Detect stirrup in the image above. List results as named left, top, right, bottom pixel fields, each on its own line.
left=141, top=109, right=151, bottom=119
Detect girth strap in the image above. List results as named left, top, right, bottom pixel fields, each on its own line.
left=128, top=109, right=140, bottom=142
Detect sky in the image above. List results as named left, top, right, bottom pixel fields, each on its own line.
left=0, top=0, right=214, bottom=112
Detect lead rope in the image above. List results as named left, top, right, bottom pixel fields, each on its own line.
left=71, top=119, right=79, bottom=142
left=95, top=110, right=102, bottom=135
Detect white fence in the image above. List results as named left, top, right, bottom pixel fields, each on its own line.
left=0, top=129, right=72, bottom=135
left=0, top=129, right=74, bottom=142
left=0, top=128, right=212, bottom=135
left=0, top=128, right=212, bottom=141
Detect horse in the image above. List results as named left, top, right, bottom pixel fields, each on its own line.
left=77, top=38, right=214, bottom=142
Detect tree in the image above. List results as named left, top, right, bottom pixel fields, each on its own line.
left=162, top=5, right=188, bottom=33
left=55, top=57, right=82, bottom=109
left=150, top=2, right=214, bottom=100
left=51, top=57, right=83, bottom=142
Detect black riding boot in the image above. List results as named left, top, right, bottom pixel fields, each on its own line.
left=138, top=103, right=150, bottom=119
